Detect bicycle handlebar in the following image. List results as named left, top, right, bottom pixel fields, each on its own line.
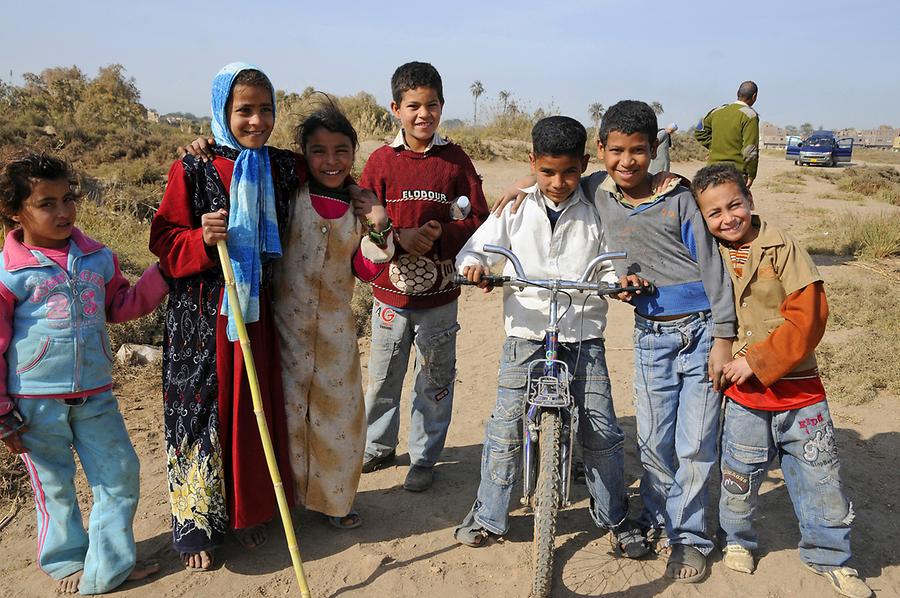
left=454, top=245, right=656, bottom=296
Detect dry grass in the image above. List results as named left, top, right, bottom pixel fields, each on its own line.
left=670, top=132, right=707, bottom=163
left=804, top=169, right=843, bottom=183
left=806, top=212, right=900, bottom=259
left=837, top=166, right=900, bottom=205
left=0, top=451, right=27, bottom=530
left=818, top=277, right=900, bottom=404
left=766, top=171, right=806, bottom=194
left=852, top=147, right=900, bottom=166
left=351, top=281, right=374, bottom=337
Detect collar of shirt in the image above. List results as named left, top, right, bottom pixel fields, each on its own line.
left=521, top=183, right=590, bottom=213
left=598, top=172, right=678, bottom=209
left=389, top=129, right=448, bottom=153
left=735, top=100, right=750, bottom=107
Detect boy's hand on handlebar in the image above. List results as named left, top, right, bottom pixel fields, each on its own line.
left=492, top=175, right=535, bottom=215
left=462, top=264, right=495, bottom=292
left=1, top=427, right=28, bottom=455
left=614, top=274, right=651, bottom=302
left=181, top=137, right=217, bottom=162
left=722, top=356, right=755, bottom=386
left=201, top=209, right=229, bottom=246
left=708, top=338, right=735, bottom=391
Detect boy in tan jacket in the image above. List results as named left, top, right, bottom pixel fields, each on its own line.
left=692, top=163, right=871, bottom=598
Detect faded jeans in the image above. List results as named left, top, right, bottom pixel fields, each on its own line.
left=633, top=311, right=721, bottom=555
left=719, top=398, right=853, bottom=570
left=364, top=298, right=459, bottom=467
left=464, top=337, right=627, bottom=536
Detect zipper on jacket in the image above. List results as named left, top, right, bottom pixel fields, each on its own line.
left=66, top=256, right=82, bottom=393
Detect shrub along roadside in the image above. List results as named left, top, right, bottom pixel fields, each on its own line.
left=806, top=212, right=900, bottom=259
left=818, top=278, right=900, bottom=405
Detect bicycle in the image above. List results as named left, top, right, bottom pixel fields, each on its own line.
left=456, top=244, right=650, bottom=598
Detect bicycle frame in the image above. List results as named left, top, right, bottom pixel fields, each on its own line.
left=476, top=244, right=627, bottom=510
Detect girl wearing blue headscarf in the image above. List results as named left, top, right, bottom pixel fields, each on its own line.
left=150, top=63, right=304, bottom=570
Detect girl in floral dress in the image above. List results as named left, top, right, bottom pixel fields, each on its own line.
left=274, top=105, right=391, bottom=529
left=150, top=63, right=302, bottom=570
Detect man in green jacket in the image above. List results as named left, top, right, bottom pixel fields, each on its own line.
left=695, top=81, right=759, bottom=187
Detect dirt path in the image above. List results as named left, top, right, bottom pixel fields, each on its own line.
left=1, top=155, right=898, bottom=597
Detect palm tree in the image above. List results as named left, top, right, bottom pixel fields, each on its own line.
left=650, top=101, right=664, bottom=115
left=589, top=102, right=605, bottom=132
left=498, top=90, right=511, bottom=114
left=470, top=80, right=485, bottom=125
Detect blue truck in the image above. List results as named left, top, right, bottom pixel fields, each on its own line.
left=786, top=131, right=853, bottom=166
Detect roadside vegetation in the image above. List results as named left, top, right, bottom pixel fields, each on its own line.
left=819, top=276, right=900, bottom=404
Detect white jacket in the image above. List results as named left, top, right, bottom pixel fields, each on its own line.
left=456, top=185, right=617, bottom=342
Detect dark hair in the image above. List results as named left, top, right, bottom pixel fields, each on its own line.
left=296, top=96, right=359, bottom=152
left=390, top=61, right=444, bottom=105
left=0, top=151, right=76, bottom=228
left=232, top=69, right=273, bottom=94
left=691, top=163, right=750, bottom=199
left=531, top=116, right=587, bottom=158
left=229, top=69, right=274, bottom=106
left=737, top=80, right=758, bottom=101
left=598, top=100, right=657, bottom=145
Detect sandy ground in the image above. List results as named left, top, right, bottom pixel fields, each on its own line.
left=1, top=154, right=899, bottom=597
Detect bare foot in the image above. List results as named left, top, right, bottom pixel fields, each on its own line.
left=181, top=550, right=214, bottom=571
left=127, top=559, right=161, bottom=581
left=234, top=524, right=267, bottom=549
left=56, top=570, right=82, bottom=594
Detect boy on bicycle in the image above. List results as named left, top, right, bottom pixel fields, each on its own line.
left=692, top=164, right=871, bottom=598
left=452, top=116, right=648, bottom=558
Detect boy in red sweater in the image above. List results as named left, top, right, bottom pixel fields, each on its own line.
left=357, top=61, right=488, bottom=492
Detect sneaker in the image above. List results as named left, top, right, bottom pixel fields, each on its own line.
left=361, top=450, right=396, bottom=474
left=723, top=544, right=755, bottom=574
left=403, top=465, right=434, bottom=492
left=806, top=565, right=873, bottom=598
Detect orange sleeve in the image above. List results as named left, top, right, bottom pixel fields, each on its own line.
left=745, top=282, right=828, bottom=387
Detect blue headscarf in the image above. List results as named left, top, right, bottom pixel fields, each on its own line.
left=210, top=62, right=282, bottom=341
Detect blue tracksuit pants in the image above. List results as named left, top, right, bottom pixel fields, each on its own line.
left=18, top=391, right=140, bottom=595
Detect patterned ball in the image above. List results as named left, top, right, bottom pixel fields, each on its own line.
left=390, top=255, right=438, bottom=294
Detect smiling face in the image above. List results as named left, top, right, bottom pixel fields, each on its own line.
left=598, top=131, right=655, bottom=197
left=227, top=84, right=274, bottom=149
left=13, top=178, right=77, bottom=249
left=391, top=86, right=443, bottom=152
left=695, top=181, right=756, bottom=245
left=304, top=128, right=355, bottom=189
left=530, top=153, right=589, bottom=204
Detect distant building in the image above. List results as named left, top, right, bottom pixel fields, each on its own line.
left=761, top=122, right=787, bottom=148
left=835, top=125, right=899, bottom=149
left=146, top=108, right=159, bottom=123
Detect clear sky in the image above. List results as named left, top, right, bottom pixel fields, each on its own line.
left=2, top=0, right=898, bottom=131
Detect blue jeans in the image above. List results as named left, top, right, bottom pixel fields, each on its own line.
left=364, top=298, right=459, bottom=467
left=719, top=398, right=853, bottom=570
left=633, top=312, right=720, bottom=555
left=464, top=337, right=626, bottom=536
left=18, top=391, right=140, bottom=595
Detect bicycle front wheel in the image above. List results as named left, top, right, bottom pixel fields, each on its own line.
left=532, top=410, right=561, bottom=598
